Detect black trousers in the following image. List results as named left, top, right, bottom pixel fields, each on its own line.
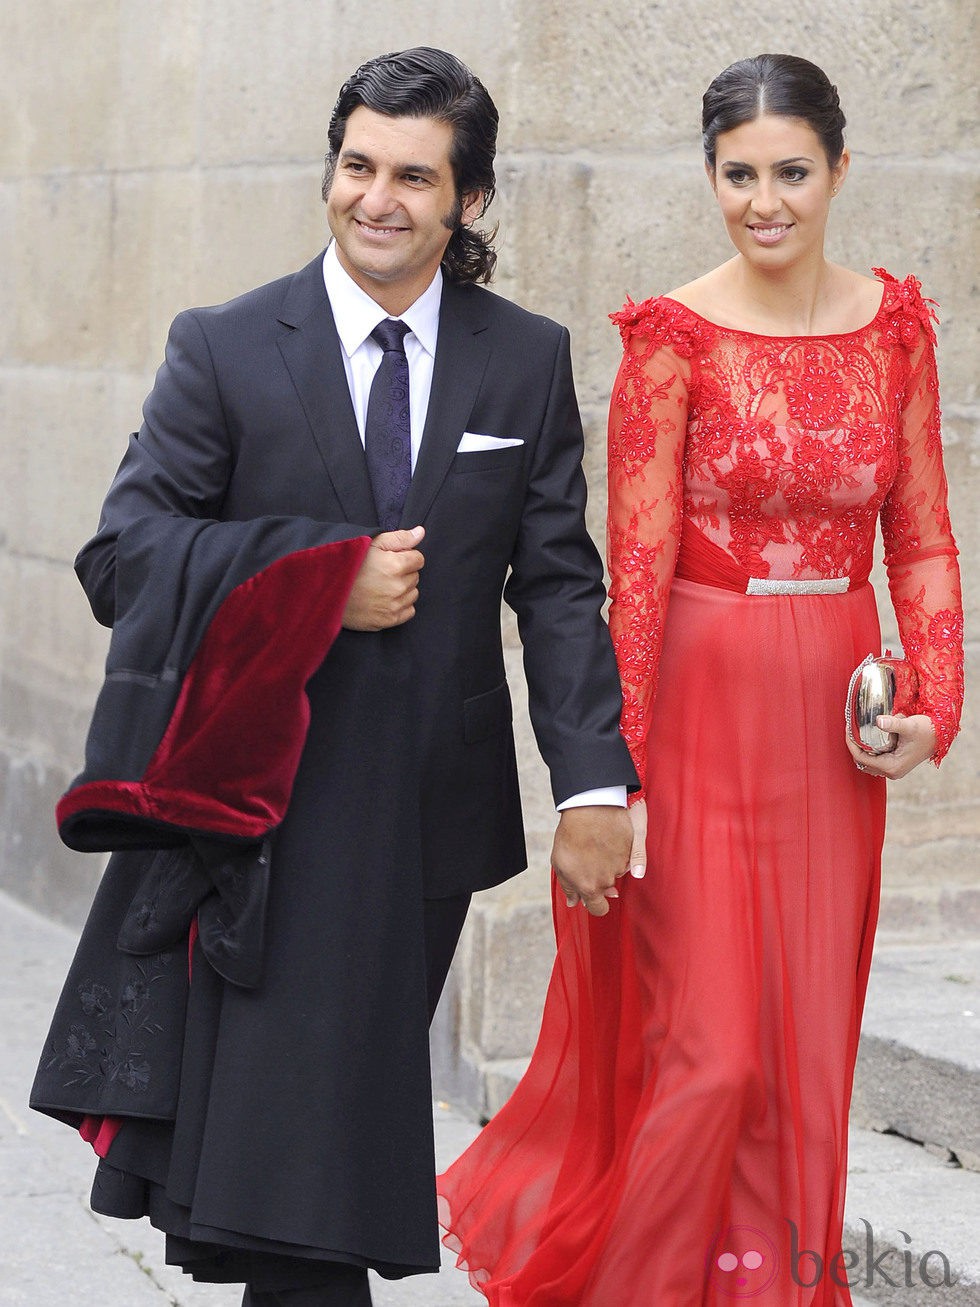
left=242, top=1273, right=372, bottom=1307
left=241, top=891, right=471, bottom=1307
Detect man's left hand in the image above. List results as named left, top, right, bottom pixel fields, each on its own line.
left=551, top=806, right=633, bottom=918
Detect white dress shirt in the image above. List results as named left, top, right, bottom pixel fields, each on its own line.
left=323, top=242, right=438, bottom=469
left=321, top=243, right=625, bottom=814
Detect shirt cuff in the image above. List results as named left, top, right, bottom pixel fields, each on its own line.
left=556, top=786, right=628, bottom=811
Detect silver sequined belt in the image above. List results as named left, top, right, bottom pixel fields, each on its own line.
left=745, top=576, right=851, bottom=596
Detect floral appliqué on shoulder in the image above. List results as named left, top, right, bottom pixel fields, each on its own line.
left=873, top=267, right=939, bottom=351
left=610, top=295, right=717, bottom=358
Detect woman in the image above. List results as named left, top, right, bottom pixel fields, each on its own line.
left=438, top=54, right=964, bottom=1306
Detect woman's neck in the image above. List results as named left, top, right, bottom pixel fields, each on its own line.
left=728, top=255, right=838, bottom=335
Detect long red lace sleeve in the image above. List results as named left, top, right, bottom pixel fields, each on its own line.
left=606, top=299, right=701, bottom=800
left=876, top=271, right=964, bottom=763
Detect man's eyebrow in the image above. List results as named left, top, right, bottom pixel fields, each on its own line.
left=339, top=149, right=441, bottom=178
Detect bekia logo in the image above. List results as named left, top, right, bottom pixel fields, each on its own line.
left=789, top=1220, right=957, bottom=1290
left=707, top=1219, right=957, bottom=1295
left=707, top=1226, right=779, bottom=1298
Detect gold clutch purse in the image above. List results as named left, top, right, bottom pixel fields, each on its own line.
left=845, top=652, right=919, bottom=755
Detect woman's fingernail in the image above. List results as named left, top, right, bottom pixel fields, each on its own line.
left=604, top=888, right=620, bottom=899
left=630, top=865, right=646, bottom=879
left=565, top=895, right=578, bottom=908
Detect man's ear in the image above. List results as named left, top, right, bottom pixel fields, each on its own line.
left=461, top=190, right=484, bottom=226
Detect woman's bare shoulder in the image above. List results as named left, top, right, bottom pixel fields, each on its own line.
left=662, top=265, right=733, bottom=315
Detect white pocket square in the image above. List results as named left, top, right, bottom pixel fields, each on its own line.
left=456, top=432, right=524, bottom=453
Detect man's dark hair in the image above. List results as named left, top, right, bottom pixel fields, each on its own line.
left=702, top=54, right=847, bottom=169
left=323, top=46, right=498, bottom=285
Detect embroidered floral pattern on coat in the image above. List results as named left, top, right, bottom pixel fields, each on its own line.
left=607, top=269, right=963, bottom=794
left=43, top=953, right=174, bottom=1097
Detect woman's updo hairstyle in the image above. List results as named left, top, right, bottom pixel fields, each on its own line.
left=702, top=54, right=846, bottom=170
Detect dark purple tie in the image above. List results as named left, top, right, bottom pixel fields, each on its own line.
left=365, top=319, right=411, bottom=530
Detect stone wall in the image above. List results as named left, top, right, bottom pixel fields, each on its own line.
left=1, top=1, right=976, bottom=1118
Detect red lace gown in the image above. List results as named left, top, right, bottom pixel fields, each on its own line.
left=437, top=270, right=964, bottom=1306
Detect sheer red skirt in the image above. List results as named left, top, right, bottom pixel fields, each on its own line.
left=438, top=575, right=885, bottom=1306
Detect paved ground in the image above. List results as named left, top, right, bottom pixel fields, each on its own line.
left=0, top=889, right=896, bottom=1305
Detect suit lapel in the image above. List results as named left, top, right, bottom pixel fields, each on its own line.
left=401, top=282, right=490, bottom=527
left=276, top=255, right=377, bottom=525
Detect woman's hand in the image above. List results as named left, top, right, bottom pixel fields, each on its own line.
left=845, top=713, right=937, bottom=779
left=627, top=799, right=647, bottom=879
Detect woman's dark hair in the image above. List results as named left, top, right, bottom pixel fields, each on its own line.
left=323, top=46, right=498, bottom=285
left=702, top=54, right=846, bottom=170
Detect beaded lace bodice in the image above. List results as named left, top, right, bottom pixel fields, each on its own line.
left=607, top=269, right=963, bottom=793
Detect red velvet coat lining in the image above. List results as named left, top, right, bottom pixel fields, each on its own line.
left=57, top=536, right=370, bottom=845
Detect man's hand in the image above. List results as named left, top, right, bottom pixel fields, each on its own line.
left=551, top=806, right=633, bottom=918
left=342, top=526, right=425, bottom=631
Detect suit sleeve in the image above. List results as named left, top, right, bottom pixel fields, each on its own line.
left=503, top=326, right=638, bottom=804
left=77, top=310, right=240, bottom=625
left=77, top=309, right=374, bottom=627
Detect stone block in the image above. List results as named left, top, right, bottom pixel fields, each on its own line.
left=103, top=169, right=206, bottom=371
left=197, top=4, right=337, bottom=168
left=103, top=168, right=327, bottom=372
left=503, top=1, right=707, bottom=155
left=0, top=3, right=122, bottom=176
left=0, top=369, right=132, bottom=561
left=504, top=0, right=976, bottom=160
left=430, top=962, right=484, bottom=1111
left=12, top=176, right=114, bottom=368
left=191, top=165, right=329, bottom=306
left=321, top=0, right=519, bottom=95
left=0, top=184, right=15, bottom=359
left=827, top=163, right=979, bottom=395
left=0, top=2, right=201, bottom=174
left=875, top=881, right=980, bottom=942
left=880, top=835, right=980, bottom=889
left=944, top=429, right=980, bottom=618
left=483, top=1057, right=531, bottom=1118
left=875, top=887, right=940, bottom=940
left=0, top=553, right=108, bottom=734
left=492, top=154, right=595, bottom=336
left=112, top=0, right=201, bottom=170
left=834, top=0, right=979, bottom=160
left=574, top=156, right=730, bottom=412
left=196, top=1, right=518, bottom=168
left=0, top=749, right=100, bottom=930
left=462, top=901, right=554, bottom=1061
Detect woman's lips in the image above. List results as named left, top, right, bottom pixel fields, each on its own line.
left=748, top=223, right=793, bottom=247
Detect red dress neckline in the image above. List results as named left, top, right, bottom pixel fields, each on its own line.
left=657, top=275, right=889, bottom=342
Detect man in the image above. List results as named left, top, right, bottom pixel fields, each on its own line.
left=32, top=47, right=636, bottom=1306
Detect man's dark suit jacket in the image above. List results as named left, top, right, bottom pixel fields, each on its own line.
left=31, top=251, right=636, bottom=1277
left=76, top=250, right=636, bottom=898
